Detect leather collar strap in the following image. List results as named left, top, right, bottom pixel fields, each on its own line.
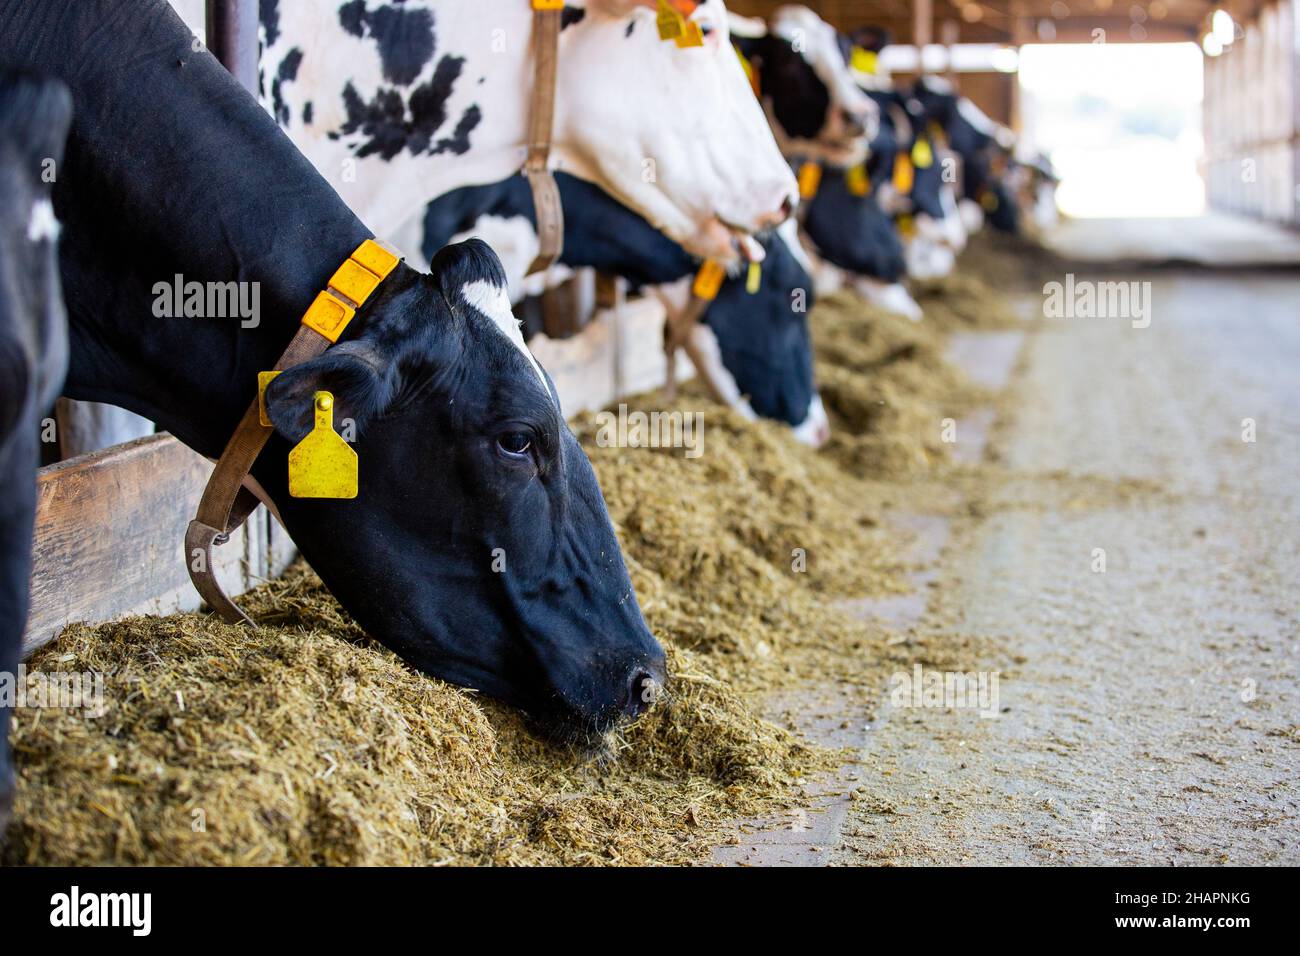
left=525, top=1, right=564, bottom=275
left=663, top=261, right=728, bottom=403
left=185, top=238, right=401, bottom=625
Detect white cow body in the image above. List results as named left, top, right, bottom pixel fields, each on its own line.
left=263, top=0, right=796, bottom=264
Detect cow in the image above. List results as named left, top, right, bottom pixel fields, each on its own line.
left=260, top=0, right=797, bottom=266
left=417, top=173, right=828, bottom=443
left=0, top=70, right=72, bottom=838
left=1, top=0, right=666, bottom=754
left=909, top=75, right=1018, bottom=235
left=792, top=153, right=923, bottom=318
left=729, top=5, right=877, bottom=168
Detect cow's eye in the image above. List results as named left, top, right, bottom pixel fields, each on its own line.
left=496, top=432, right=532, bottom=457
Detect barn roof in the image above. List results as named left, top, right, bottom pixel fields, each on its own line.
left=728, top=0, right=1263, bottom=45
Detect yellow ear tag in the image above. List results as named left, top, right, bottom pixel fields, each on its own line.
left=892, top=153, right=914, bottom=194
left=845, top=164, right=871, bottom=197
left=656, top=0, right=685, bottom=41
left=675, top=19, right=704, bottom=48
left=911, top=138, right=934, bottom=169
left=896, top=213, right=916, bottom=238
left=257, top=371, right=281, bottom=427
left=288, top=391, right=358, bottom=499
left=798, top=161, right=822, bottom=200
left=692, top=259, right=726, bottom=301
left=531, top=0, right=564, bottom=8
left=981, top=189, right=999, bottom=212
left=850, top=47, right=877, bottom=75
left=745, top=261, right=762, bottom=294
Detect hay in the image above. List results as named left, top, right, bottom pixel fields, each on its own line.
left=811, top=292, right=983, bottom=476
left=6, top=567, right=834, bottom=866
left=5, top=249, right=1023, bottom=866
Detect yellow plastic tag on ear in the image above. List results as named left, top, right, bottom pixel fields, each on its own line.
left=892, top=153, right=914, bottom=194
left=257, top=370, right=281, bottom=427
left=911, top=138, right=934, bottom=169
left=675, top=19, right=703, bottom=48
left=798, top=161, right=822, bottom=200
left=845, top=164, right=871, bottom=197
left=692, top=259, right=726, bottom=301
left=746, top=261, right=762, bottom=294
left=896, top=213, right=916, bottom=238
left=532, top=0, right=564, bottom=8
left=850, top=47, right=877, bottom=75
left=288, top=391, right=358, bottom=499
left=656, top=0, right=684, bottom=41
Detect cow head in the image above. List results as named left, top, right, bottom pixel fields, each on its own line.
left=558, top=1, right=797, bottom=264
left=730, top=5, right=878, bottom=168
left=261, top=239, right=665, bottom=743
left=700, top=221, right=827, bottom=444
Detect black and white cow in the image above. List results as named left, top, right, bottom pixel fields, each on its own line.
left=910, top=75, right=1018, bottom=235
left=419, top=173, right=828, bottom=443
left=798, top=159, right=919, bottom=319
left=261, top=0, right=797, bottom=266
left=729, top=5, right=877, bottom=168
left=2, top=0, right=665, bottom=747
left=852, top=77, right=964, bottom=280
left=0, top=70, right=72, bottom=837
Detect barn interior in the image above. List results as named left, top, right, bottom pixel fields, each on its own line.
left=3, top=0, right=1297, bottom=872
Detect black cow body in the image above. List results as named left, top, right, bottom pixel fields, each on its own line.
left=0, top=71, right=71, bottom=838
left=801, top=164, right=905, bottom=283
left=911, top=77, right=1021, bottom=233
left=0, top=0, right=663, bottom=745
left=421, top=174, right=821, bottom=430
left=421, top=172, right=696, bottom=292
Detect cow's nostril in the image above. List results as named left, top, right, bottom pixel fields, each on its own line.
left=779, top=195, right=795, bottom=220
left=625, top=669, right=661, bottom=718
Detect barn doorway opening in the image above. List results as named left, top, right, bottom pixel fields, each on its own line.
left=1017, top=42, right=1205, bottom=218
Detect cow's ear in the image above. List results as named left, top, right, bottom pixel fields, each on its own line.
left=263, top=341, right=399, bottom=444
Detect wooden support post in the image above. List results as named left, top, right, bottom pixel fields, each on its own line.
left=915, top=0, right=934, bottom=53
left=205, top=0, right=259, bottom=95
left=1009, top=7, right=1030, bottom=136
left=941, top=19, right=960, bottom=83
left=1292, top=0, right=1300, bottom=224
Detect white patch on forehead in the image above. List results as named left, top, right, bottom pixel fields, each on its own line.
left=27, top=198, right=60, bottom=243
left=460, top=279, right=551, bottom=397
left=451, top=215, right=540, bottom=303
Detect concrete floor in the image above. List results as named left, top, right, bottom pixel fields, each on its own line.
left=719, top=267, right=1300, bottom=865
left=1044, top=213, right=1300, bottom=268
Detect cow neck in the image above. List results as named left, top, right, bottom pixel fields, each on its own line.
left=0, top=0, right=377, bottom=458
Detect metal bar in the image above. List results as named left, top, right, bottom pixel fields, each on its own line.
left=205, top=0, right=259, bottom=95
